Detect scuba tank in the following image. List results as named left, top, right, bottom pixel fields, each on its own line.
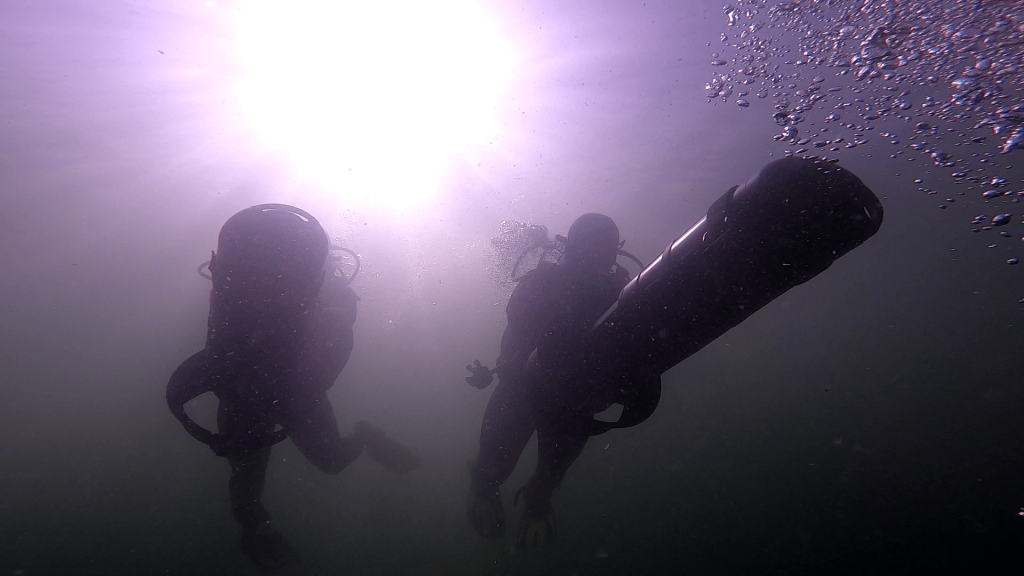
left=204, top=204, right=333, bottom=402
left=168, top=204, right=360, bottom=451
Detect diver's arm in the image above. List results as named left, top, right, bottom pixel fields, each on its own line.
left=165, top=350, right=218, bottom=446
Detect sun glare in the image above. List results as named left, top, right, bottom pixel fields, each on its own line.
left=234, top=0, right=515, bottom=208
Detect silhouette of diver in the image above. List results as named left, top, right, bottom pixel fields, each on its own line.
left=465, top=157, right=884, bottom=548
left=465, top=212, right=646, bottom=548
left=167, top=204, right=419, bottom=569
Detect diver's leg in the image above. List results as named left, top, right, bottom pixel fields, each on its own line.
left=471, top=375, right=539, bottom=489
left=218, top=399, right=299, bottom=568
left=516, top=423, right=589, bottom=548
left=217, top=398, right=275, bottom=530
left=286, top=391, right=364, bottom=475
left=225, top=445, right=273, bottom=531
left=226, top=444, right=299, bottom=568
left=286, top=390, right=421, bottom=475
left=532, top=424, right=589, bottom=505
left=467, top=375, right=539, bottom=538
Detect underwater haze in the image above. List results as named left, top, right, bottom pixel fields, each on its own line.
left=1, top=0, right=1023, bottom=574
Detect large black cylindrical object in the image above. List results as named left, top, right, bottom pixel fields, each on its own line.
left=588, top=157, right=884, bottom=377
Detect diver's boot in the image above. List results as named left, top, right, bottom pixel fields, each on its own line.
left=514, top=476, right=557, bottom=549
left=240, top=525, right=300, bottom=570
left=354, top=420, right=420, bottom=474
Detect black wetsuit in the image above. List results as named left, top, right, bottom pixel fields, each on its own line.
left=470, top=261, right=650, bottom=514
left=167, top=273, right=360, bottom=532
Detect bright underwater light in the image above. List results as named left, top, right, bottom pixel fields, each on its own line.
left=235, top=0, right=515, bottom=208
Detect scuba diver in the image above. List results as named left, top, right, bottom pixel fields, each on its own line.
left=464, top=157, right=884, bottom=549
left=465, top=212, right=645, bottom=548
left=167, top=204, right=419, bottom=570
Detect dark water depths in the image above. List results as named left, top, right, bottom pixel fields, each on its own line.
left=1, top=1, right=1021, bottom=574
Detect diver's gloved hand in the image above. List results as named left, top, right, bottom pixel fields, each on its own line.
left=465, top=360, right=494, bottom=389
left=466, top=484, right=506, bottom=539
left=240, top=527, right=299, bottom=569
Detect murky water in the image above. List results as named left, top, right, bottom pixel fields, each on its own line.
left=1, top=1, right=1021, bottom=575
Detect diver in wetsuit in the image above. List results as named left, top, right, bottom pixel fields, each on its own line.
left=464, top=157, right=885, bottom=549
left=465, top=213, right=656, bottom=548
left=167, top=204, right=418, bottom=569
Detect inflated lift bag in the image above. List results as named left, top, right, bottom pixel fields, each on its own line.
left=589, top=157, right=884, bottom=377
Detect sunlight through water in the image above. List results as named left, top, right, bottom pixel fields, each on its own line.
left=234, top=0, right=516, bottom=208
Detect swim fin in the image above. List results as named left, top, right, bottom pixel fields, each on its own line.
left=354, top=420, right=420, bottom=474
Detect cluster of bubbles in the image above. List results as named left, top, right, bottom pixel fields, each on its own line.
left=487, top=220, right=559, bottom=292
left=706, top=0, right=1024, bottom=268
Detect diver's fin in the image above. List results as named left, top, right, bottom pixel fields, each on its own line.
left=354, top=421, right=420, bottom=474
